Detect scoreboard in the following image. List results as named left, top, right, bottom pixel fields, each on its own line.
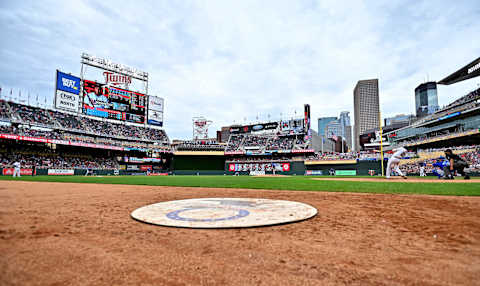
left=82, top=80, right=146, bottom=123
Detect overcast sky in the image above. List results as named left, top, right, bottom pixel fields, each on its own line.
left=1, top=0, right=479, bottom=139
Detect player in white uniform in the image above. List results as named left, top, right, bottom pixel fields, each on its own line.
left=13, top=161, right=21, bottom=177
left=419, top=164, right=426, bottom=176
left=386, top=147, right=408, bottom=179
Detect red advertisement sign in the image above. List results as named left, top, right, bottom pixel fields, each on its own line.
left=2, top=168, right=35, bottom=176
left=140, top=165, right=153, bottom=171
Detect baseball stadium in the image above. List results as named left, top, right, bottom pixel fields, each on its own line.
left=3, top=0, right=480, bottom=278
left=1, top=51, right=480, bottom=285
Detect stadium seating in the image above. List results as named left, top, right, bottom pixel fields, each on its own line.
left=0, top=100, right=11, bottom=121
left=0, top=152, right=118, bottom=169
left=0, top=101, right=170, bottom=150
left=398, top=146, right=480, bottom=174
left=9, top=102, right=55, bottom=126
left=226, top=133, right=307, bottom=152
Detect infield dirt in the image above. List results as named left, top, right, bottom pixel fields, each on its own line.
left=1, top=181, right=480, bottom=285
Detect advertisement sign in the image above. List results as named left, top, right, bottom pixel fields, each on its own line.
left=229, top=122, right=278, bottom=134
left=48, top=169, right=74, bottom=175
left=147, top=95, right=164, bottom=126
left=127, top=157, right=162, bottom=163
left=82, top=79, right=146, bottom=123
left=148, top=109, right=163, bottom=126
left=335, top=170, right=357, bottom=176
left=305, top=170, right=323, bottom=176
left=2, top=168, right=34, bottom=176
left=55, top=90, right=79, bottom=112
left=103, top=71, right=132, bottom=88
left=280, top=119, right=304, bottom=134
left=140, top=165, right=153, bottom=171
left=304, top=104, right=311, bottom=139
left=438, top=112, right=460, bottom=121
left=56, top=70, right=81, bottom=95
left=228, top=162, right=290, bottom=172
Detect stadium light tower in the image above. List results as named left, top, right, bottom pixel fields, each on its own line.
left=192, top=117, right=212, bottom=140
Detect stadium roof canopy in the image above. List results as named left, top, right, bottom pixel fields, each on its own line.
left=438, top=57, right=480, bottom=85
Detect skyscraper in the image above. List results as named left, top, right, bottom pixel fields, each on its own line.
left=339, top=111, right=352, bottom=150
left=415, top=82, right=439, bottom=118
left=353, top=79, right=380, bottom=151
left=317, top=117, right=337, bottom=137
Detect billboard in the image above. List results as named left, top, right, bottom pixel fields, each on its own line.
left=56, top=70, right=81, bottom=95
left=147, top=95, right=164, bottom=126
left=229, top=122, right=278, bottom=134
left=82, top=79, right=146, bottom=124
left=55, top=70, right=81, bottom=112
left=304, top=104, right=311, bottom=139
left=2, top=168, right=35, bottom=176
left=55, top=90, right=79, bottom=112
left=280, top=119, right=304, bottom=134
left=228, top=162, right=290, bottom=172
left=48, top=169, right=74, bottom=175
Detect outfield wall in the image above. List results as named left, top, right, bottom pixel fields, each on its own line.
left=305, top=160, right=383, bottom=176
left=224, top=161, right=306, bottom=176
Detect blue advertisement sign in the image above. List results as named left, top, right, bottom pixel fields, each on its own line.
left=56, top=70, right=81, bottom=95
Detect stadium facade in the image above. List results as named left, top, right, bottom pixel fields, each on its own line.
left=386, top=56, right=480, bottom=150
left=386, top=87, right=480, bottom=148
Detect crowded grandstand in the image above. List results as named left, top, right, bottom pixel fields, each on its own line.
left=0, top=98, right=172, bottom=174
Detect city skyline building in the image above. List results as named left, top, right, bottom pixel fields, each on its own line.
left=317, top=117, right=337, bottom=137
left=415, top=81, right=439, bottom=118
left=353, top=79, right=380, bottom=151
left=318, top=111, right=352, bottom=151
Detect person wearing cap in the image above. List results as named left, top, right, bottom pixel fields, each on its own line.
left=443, top=149, right=470, bottom=180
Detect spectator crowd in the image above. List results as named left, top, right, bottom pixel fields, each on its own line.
left=399, top=145, right=480, bottom=175
left=0, top=100, right=169, bottom=150
left=0, top=148, right=119, bottom=170
left=226, top=133, right=307, bottom=152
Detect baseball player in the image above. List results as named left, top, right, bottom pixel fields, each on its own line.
left=443, top=149, right=470, bottom=180
left=386, top=147, right=408, bottom=179
left=432, top=160, right=449, bottom=179
left=13, top=160, right=21, bottom=177
left=419, top=163, right=426, bottom=177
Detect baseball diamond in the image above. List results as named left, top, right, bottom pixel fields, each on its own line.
left=2, top=3, right=480, bottom=284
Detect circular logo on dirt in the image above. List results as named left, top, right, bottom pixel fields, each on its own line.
left=131, top=198, right=317, bottom=228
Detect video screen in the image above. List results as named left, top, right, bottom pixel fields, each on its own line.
left=82, top=79, right=145, bottom=123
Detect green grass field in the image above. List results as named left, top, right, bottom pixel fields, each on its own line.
left=1, top=175, right=479, bottom=196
